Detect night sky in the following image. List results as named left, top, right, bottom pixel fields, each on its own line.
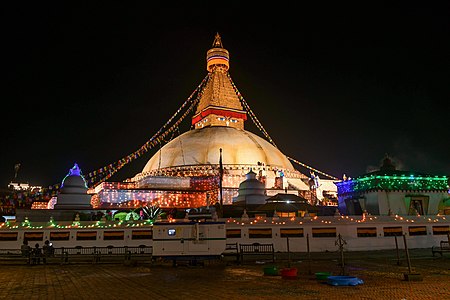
left=2, top=2, right=449, bottom=187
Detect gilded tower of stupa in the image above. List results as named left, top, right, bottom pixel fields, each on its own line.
left=192, top=33, right=247, bottom=130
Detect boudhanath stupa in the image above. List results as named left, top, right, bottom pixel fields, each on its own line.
left=93, top=34, right=338, bottom=209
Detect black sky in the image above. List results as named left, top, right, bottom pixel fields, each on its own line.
left=2, top=2, right=449, bottom=186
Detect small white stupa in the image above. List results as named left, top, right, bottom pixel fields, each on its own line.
left=233, top=169, right=267, bottom=205
left=54, top=163, right=92, bottom=210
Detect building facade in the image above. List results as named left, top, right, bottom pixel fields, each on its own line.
left=336, top=157, right=449, bottom=215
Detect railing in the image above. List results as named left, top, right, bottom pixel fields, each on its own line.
left=0, top=248, right=31, bottom=264
left=0, top=246, right=152, bottom=264
left=432, top=241, right=450, bottom=257
left=56, top=245, right=152, bottom=263
left=0, top=249, right=22, bottom=256
left=239, top=243, right=275, bottom=263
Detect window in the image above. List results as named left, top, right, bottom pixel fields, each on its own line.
left=76, top=231, right=97, bottom=241
left=383, top=227, right=402, bottom=237
left=408, top=226, right=427, bottom=236
left=103, top=231, right=124, bottom=240
left=277, top=212, right=296, bottom=218
left=249, top=228, right=272, bottom=238
left=0, top=232, right=18, bottom=241
left=280, top=228, right=304, bottom=238
left=357, top=227, right=377, bottom=237
left=432, top=226, right=450, bottom=235
left=312, top=227, right=336, bottom=238
left=50, top=232, right=70, bottom=241
left=409, top=199, right=424, bottom=215
left=131, top=230, right=152, bottom=240
left=24, top=232, right=43, bottom=241
left=226, top=229, right=241, bottom=238
left=407, top=196, right=429, bottom=215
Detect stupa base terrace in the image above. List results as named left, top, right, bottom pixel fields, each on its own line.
left=92, top=164, right=337, bottom=209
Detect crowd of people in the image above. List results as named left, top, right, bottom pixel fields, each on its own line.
left=21, top=240, right=54, bottom=265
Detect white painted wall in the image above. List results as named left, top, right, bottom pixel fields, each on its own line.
left=350, top=190, right=448, bottom=216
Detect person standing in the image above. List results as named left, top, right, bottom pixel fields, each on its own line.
left=42, top=240, right=54, bottom=264
left=21, top=240, right=31, bottom=264
left=32, top=243, right=42, bottom=265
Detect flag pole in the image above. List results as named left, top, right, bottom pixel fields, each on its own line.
left=219, top=148, right=224, bottom=217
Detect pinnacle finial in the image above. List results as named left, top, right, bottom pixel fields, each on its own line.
left=212, top=32, right=223, bottom=48
left=206, top=32, right=229, bottom=72
left=69, top=163, right=81, bottom=176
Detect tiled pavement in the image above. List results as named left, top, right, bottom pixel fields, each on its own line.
left=0, top=249, right=449, bottom=300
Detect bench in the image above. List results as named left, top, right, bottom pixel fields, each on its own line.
left=55, top=246, right=100, bottom=264
left=239, top=243, right=275, bottom=263
left=222, top=242, right=240, bottom=263
left=432, top=241, right=450, bottom=257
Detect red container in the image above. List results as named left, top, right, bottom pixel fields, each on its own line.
left=280, top=267, right=298, bottom=279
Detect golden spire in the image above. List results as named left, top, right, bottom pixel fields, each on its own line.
left=212, top=32, right=223, bottom=48
left=192, top=34, right=247, bottom=130
left=206, top=33, right=229, bottom=72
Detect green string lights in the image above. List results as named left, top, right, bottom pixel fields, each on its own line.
left=0, top=219, right=152, bottom=230
left=336, top=174, right=449, bottom=195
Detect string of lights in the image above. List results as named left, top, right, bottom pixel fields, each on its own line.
left=1, top=214, right=447, bottom=231
left=227, top=72, right=338, bottom=181
left=287, top=156, right=338, bottom=180
left=226, top=73, right=278, bottom=147
left=336, top=174, right=449, bottom=195
left=86, top=74, right=211, bottom=187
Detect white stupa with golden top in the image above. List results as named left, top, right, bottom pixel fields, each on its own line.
left=94, top=34, right=338, bottom=209
left=132, top=34, right=312, bottom=205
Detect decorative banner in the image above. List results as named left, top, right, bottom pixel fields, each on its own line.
left=0, top=185, right=59, bottom=211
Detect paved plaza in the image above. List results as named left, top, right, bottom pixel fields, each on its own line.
left=0, top=249, right=449, bottom=299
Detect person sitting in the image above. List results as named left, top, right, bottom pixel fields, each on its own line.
left=32, top=243, right=42, bottom=265
left=21, top=240, right=31, bottom=264
left=42, top=240, right=54, bottom=264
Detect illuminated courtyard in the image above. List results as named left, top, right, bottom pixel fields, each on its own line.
left=1, top=249, right=449, bottom=299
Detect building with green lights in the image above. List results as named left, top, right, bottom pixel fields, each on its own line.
left=335, top=157, right=449, bottom=216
